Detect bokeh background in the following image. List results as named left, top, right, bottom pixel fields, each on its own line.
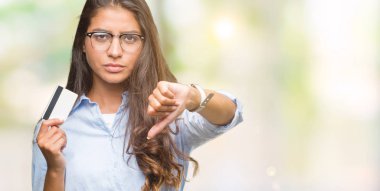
left=0, top=0, right=379, bottom=190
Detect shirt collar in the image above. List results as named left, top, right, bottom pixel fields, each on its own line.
left=72, top=91, right=129, bottom=111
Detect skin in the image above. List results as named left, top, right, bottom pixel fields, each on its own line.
left=84, top=5, right=143, bottom=113
left=36, top=119, right=66, bottom=191
left=37, top=5, right=236, bottom=191
left=146, top=82, right=236, bottom=139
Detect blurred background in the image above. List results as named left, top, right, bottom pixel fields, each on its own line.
left=0, top=0, right=379, bottom=190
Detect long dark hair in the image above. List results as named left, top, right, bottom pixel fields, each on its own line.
left=66, top=0, right=197, bottom=190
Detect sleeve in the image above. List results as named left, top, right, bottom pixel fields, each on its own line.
left=175, top=90, right=244, bottom=152
left=32, top=119, right=47, bottom=191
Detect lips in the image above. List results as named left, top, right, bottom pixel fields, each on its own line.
left=103, top=63, right=125, bottom=73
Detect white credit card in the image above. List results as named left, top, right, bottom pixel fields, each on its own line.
left=42, top=86, right=78, bottom=120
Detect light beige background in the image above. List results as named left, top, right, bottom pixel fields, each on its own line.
left=0, top=0, right=379, bottom=190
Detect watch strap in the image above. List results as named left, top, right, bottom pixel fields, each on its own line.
left=190, top=84, right=214, bottom=112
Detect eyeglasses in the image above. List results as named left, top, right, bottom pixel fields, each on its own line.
left=86, top=31, right=144, bottom=53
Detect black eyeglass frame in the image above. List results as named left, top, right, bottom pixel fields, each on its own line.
left=85, top=31, right=145, bottom=51
left=86, top=32, right=145, bottom=41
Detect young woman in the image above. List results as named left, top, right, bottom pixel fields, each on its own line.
left=32, top=0, right=243, bottom=190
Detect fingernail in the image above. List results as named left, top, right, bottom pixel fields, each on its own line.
left=146, top=136, right=151, bottom=140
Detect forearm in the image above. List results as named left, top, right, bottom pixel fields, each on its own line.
left=43, top=168, right=65, bottom=191
left=187, top=88, right=236, bottom=126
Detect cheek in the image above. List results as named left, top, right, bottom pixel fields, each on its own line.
left=129, top=54, right=139, bottom=68
left=83, top=39, right=91, bottom=53
left=84, top=41, right=98, bottom=69
left=128, top=50, right=142, bottom=68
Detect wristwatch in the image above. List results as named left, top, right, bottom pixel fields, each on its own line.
left=190, top=84, right=214, bottom=112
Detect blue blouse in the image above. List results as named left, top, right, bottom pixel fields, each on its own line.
left=32, top=91, right=243, bottom=191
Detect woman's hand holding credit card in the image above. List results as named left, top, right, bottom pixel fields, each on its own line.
left=37, top=86, right=78, bottom=172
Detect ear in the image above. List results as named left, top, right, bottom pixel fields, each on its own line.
left=83, top=45, right=86, bottom=53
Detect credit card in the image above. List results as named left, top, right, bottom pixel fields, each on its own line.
left=42, top=86, right=78, bottom=120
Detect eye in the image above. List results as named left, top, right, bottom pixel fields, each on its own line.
left=121, top=34, right=139, bottom=44
left=92, top=32, right=111, bottom=42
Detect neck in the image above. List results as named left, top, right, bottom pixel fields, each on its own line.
left=87, top=78, right=126, bottom=114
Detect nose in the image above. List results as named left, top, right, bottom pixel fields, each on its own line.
left=107, top=37, right=122, bottom=58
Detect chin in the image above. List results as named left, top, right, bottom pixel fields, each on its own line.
left=102, top=75, right=129, bottom=85
left=106, top=78, right=128, bottom=85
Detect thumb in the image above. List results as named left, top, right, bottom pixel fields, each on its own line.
left=147, top=109, right=181, bottom=139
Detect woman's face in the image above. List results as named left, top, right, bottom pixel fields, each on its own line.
left=84, top=5, right=143, bottom=86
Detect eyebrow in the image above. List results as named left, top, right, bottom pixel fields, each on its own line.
left=90, top=28, right=142, bottom=34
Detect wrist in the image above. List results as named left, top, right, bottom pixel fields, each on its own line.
left=46, top=161, right=65, bottom=173
left=46, top=167, right=65, bottom=175
left=187, top=84, right=214, bottom=112
left=186, top=85, right=201, bottom=111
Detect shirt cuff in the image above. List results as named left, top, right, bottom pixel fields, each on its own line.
left=184, top=90, right=244, bottom=135
left=201, top=90, right=243, bottom=133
